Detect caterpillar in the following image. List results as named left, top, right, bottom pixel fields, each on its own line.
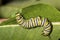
left=16, top=12, right=53, bottom=37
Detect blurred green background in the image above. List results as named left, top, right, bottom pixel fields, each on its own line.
left=0, top=0, right=60, bottom=18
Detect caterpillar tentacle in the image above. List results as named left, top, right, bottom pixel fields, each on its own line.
left=16, top=12, right=53, bottom=36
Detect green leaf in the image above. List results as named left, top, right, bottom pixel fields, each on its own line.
left=22, top=4, right=60, bottom=22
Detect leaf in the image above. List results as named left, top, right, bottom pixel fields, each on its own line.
left=22, top=4, right=60, bottom=22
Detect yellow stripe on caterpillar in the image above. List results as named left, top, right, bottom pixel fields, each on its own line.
left=31, top=18, right=36, bottom=27
left=17, top=17, right=23, bottom=23
left=45, top=27, right=51, bottom=31
left=37, top=16, right=41, bottom=26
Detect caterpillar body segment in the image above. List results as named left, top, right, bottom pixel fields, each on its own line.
left=42, top=18, right=53, bottom=36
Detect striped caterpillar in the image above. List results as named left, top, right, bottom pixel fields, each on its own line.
left=16, top=12, right=53, bottom=37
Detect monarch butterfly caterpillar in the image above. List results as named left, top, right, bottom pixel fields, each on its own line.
left=16, top=12, right=53, bottom=37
